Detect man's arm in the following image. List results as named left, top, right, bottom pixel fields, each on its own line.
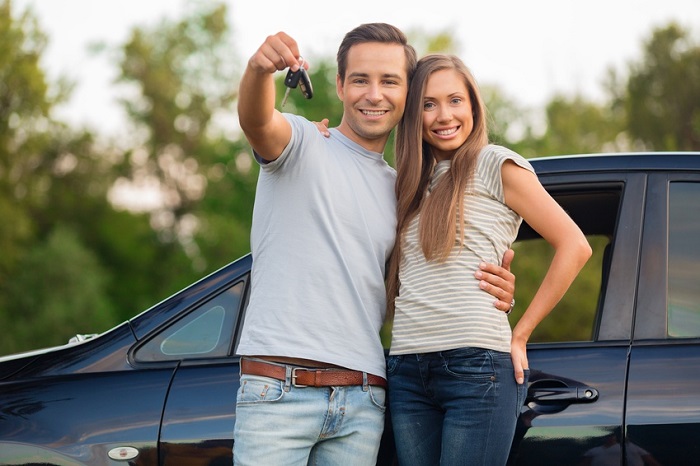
left=475, top=248, right=516, bottom=313
left=238, top=32, right=306, bottom=162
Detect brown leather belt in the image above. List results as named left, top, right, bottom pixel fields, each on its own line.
left=240, top=358, right=387, bottom=388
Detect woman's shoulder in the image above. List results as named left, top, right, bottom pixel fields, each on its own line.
left=480, top=144, right=520, bottom=159
left=479, top=144, right=533, bottom=172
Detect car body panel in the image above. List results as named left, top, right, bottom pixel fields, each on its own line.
left=508, top=345, right=629, bottom=465
left=0, top=369, right=172, bottom=464
left=626, top=343, right=700, bottom=465
left=159, top=363, right=238, bottom=465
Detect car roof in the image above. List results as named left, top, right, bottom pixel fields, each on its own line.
left=528, top=152, right=700, bottom=175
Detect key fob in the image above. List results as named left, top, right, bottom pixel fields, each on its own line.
left=284, top=67, right=303, bottom=88
left=297, top=68, right=313, bottom=99
left=283, top=58, right=313, bottom=100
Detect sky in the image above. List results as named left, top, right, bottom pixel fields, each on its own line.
left=12, top=0, right=700, bottom=137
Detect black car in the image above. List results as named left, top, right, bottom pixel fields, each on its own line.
left=1, top=152, right=699, bottom=465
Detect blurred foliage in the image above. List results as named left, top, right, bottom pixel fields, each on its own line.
left=0, top=0, right=48, bottom=278
left=623, top=23, right=700, bottom=150
left=2, top=225, right=115, bottom=353
left=1, top=0, right=699, bottom=355
left=509, top=236, right=610, bottom=343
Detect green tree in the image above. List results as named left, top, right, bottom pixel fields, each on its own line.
left=526, top=95, right=626, bottom=157
left=0, top=0, right=51, bottom=278
left=0, top=2, right=126, bottom=354
left=190, top=136, right=258, bottom=272
left=116, top=2, right=236, bottom=222
left=113, top=1, right=259, bottom=277
left=407, top=27, right=459, bottom=56
left=480, top=84, right=543, bottom=157
left=3, top=225, right=116, bottom=353
left=622, top=23, right=700, bottom=150
left=0, top=2, right=192, bottom=355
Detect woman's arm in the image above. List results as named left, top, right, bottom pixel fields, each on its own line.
left=502, top=160, right=592, bottom=383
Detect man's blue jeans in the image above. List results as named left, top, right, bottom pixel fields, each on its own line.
left=233, top=372, right=386, bottom=465
left=386, top=347, right=529, bottom=466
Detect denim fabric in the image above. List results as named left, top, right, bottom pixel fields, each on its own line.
left=233, top=373, right=386, bottom=466
left=386, top=348, right=529, bottom=466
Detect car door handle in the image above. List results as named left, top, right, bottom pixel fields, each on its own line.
left=528, top=385, right=599, bottom=403
left=524, top=375, right=600, bottom=414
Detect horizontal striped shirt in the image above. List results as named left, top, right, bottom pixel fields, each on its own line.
left=390, top=145, right=534, bottom=355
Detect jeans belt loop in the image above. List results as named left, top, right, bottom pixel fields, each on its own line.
left=284, top=365, right=292, bottom=392
left=362, top=372, right=369, bottom=391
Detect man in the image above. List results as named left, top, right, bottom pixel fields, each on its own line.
left=234, top=23, right=516, bottom=465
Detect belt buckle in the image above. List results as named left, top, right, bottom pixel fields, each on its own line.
left=291, top=367, right=308, bottom=388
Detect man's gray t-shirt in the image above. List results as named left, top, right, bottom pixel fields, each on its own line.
left=236, top=114, right=397, bottom=378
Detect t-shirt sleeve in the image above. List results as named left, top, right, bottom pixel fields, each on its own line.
left=254, top=113, right=306, bottom=173
left=479, top=144, right=535, bottom=203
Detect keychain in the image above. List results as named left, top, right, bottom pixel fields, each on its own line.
left=281, top=57, right=313, bottom=108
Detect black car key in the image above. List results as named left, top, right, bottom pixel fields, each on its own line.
left=281, top=58, right=313, bottom=108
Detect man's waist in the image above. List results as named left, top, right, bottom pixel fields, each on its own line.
left=240, top=357, right=387, bottom=388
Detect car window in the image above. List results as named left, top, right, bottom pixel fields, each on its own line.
left=135, top=281, right=245, bottom=361
left=160, top=305, right=226, bottom=355
left=511, top=187, right=621, bottom=343
left=668, top=182, right=700, bottom=338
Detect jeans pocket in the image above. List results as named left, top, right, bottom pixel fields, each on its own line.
left=443, top=348, right=495, bottom=381
left=368, top=385, right=387, bottom=411
left=237, top=374, right=285, bottom=404
left=385, top=355, right=403, bottom=376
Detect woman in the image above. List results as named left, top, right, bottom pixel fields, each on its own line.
left=385, top=54, right=592, bottom=466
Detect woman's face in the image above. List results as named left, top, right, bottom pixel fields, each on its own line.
left=421, top=69, right=474, bottom=162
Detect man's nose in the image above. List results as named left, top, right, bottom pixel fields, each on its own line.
left=365, top=83, right=383, bottom=103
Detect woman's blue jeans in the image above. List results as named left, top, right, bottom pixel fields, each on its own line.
left=386, top=347, right=529, bottom=466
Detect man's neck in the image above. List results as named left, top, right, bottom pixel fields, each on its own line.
left=335, top=124, right=388, bottom=155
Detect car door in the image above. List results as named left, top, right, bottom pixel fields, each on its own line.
left=0, top=327, right=174, bottom=465
left=624, top=173, right=700, bottom=465
left=507, top=171, right=646, bottom=465
left=130, top=275, right=250, bottom=465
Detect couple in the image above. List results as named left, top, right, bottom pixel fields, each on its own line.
left=234, top=23, right=591, bottom=466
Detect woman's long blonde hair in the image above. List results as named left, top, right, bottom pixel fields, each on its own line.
left=386, top=54, right=489, bottom=318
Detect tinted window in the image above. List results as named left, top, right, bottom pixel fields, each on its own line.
left=668, top=182, right=700, bottom=337
left=512, top=188, right=621, bottom=343
left=135, top=281, right=245, bottom=361
left=160, top=305, right=226, bottom=355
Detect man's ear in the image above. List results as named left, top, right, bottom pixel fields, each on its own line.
left=336, top=74, right=344, bottom=100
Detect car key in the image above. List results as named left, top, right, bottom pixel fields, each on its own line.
left=281, top=58, right=313, bottom=108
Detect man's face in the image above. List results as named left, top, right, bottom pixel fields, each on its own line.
left=336, top=42, right=409, bottom=154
